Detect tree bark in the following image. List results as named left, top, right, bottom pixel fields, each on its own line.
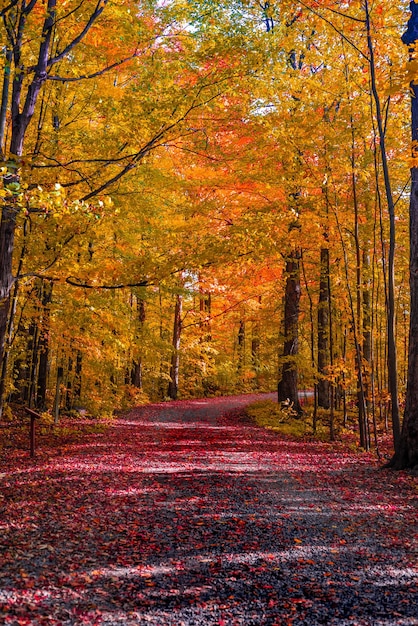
left=74, top=352, right=82, bottom=404
left=389, top=4, right=418, bottom=468
left=131, top=296, right=146, bottom=389
left=199, top=290, right=211, bottom=343
left=237, top=319, right=245, bottom=376
left=365, top=0, right=400, bottom=448
left=167, top=294, right=182, bottom=400
left=36, top=280, right=53, bottom=410
left=0, top=1, right=56, bottom=369
left=317, top=246, right=330, bottom=408
left=278, top=251, right=302, bottom=414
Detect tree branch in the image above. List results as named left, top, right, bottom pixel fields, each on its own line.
left=65, top=277, right=150, bottom=289
left=47, top=0, right=109, bottom=67
left=298, top=0, right=369, bottom=61
left=47, top=52, right=138, bottom=83
left=310, top=0, right=365, bottom=24
left=0, top=0, right=19, bottom=18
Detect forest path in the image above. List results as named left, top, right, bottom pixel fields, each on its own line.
left=1, top=393, right=417, bottom=625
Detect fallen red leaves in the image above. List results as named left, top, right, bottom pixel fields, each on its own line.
left=0, top=393, right=417, bottom=625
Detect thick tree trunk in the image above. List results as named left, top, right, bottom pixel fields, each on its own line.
left=388, top=6, right=418, bottom=469
left=0, top=203, right=17, bottom=370
left=0, top=1, right=56, bottom=368
left=168, top=294, right=182, bottom=400
left=317, top=246, right=330, bottom=408
left=278, top=251, right=302, bottom=414
left=391, top=166, right=418, bottom=468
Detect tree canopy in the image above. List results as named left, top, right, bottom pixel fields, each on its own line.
left=1, top=0, right=418, bottom=468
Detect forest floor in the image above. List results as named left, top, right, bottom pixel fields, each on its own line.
left=0, top=393, right=417, bottom=625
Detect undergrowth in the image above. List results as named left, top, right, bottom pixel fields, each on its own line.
left=245, top=399, right=364, bottom=446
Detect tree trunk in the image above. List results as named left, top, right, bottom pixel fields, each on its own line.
left=363, top=249, right=372, bottom=435
left=0, top=203, right=17, bottom=370
left=199, top=290, right=211, bottom=342
left=389, top=6, right=418, bottom=468
left=251, top=324, right=260, bottom=381
left=317, top=246, right=330, bottom=408
left=66, top=357, right=73, bottom=410
left=167, top=294, right=182, bottom=400
left=365, top=0, right=400, bottom=448
left=301, top=252, right=317, bottom=430
left=131, top=296, right=146, bottom=389
left=278, top=251, right=302, bottom=414
left=36, top=280, right=53, bottom=410
left=237, top=319, right=245, bottom=376
left=73, top=352, right=82, bottom=404
left=0, top=1, right=56, bottom=370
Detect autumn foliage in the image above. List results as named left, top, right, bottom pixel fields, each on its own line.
left=0, top=1, right=417, bottom=465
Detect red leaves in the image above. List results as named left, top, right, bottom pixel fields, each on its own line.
left=0, top=394, right=417, bottom=624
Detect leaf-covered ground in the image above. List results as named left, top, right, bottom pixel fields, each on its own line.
left=0, top=393, right=417, bottom=625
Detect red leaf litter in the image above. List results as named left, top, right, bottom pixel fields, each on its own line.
left=0, top=393, right=417, bottom=625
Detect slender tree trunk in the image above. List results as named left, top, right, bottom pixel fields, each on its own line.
left=317, top=246, right=330, bottom=409
left=350, top=113, right=369, bottom=450
left=342, top=327, right=348, bottom=427
left=301, top=252, right=317, bottom=430
left=237, top=319, right=245, bottom=376
left=36, top=280, right=53, bottom=410
left=278, top=250, right=302, bottom=414
left=54, top=366, right=63, bottom=425
left=66, top=356, right=73, bottom=410
left=132, top=296, right=146, bottom=389
left=28, top=319, right=40, bottom=408
left=365, top=0, right=400, bottom=448
left=363, top=249, right=372, bottom=428
left=327, top=266, right=335, bottom=440
left=333, top=200, right=368, bottom=447
left=73, top=352, right=82, bottom=404
left=199, top=289, right=211, bottom=343
left=167, top=294, right=182, bottom=400
left=251, top=326, right=260, bottom=376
